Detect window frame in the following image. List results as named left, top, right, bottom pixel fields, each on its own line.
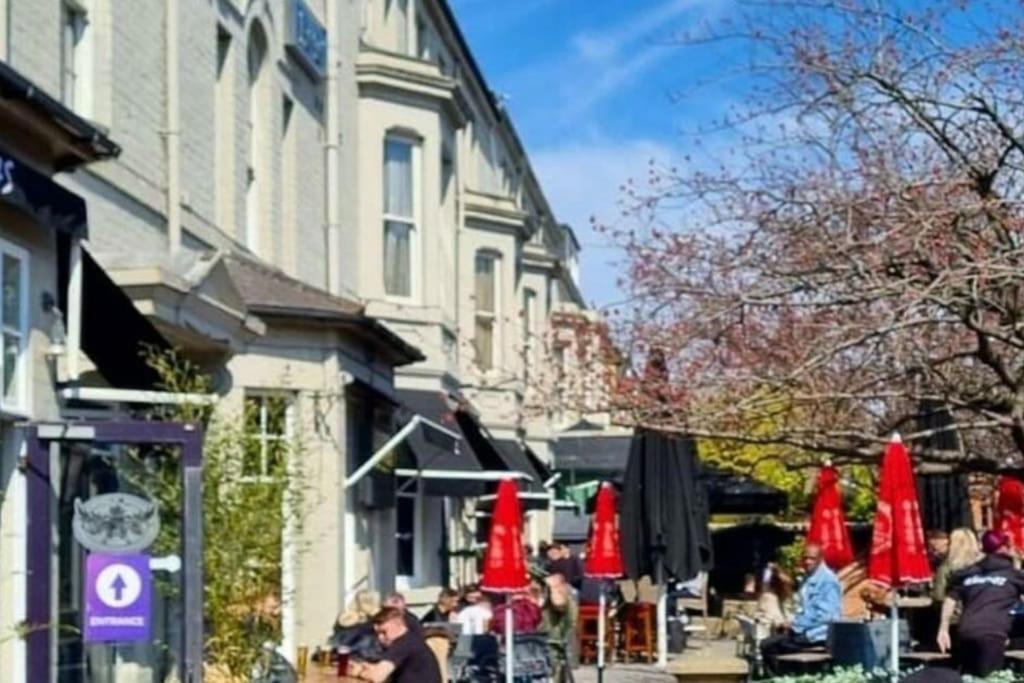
left=382, top=133, right=420, bottom=301
left=241, top=392, right=293, bottom=483
left=0, top=238, right=29, bottom=417
left=473, top=251, right=500, bottom=371
left=61, top=0, right=90, bottom=114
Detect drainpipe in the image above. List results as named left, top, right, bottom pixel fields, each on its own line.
left=165, top=0, right=181, bottom=254
left=324, top=0, right=341, bottom=294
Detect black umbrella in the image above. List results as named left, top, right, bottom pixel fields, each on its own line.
left=619, top=429, right=713, bottom=583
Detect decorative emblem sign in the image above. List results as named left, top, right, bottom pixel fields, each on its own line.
left=286, top=0, right=327, bottom=79
left=73, top=493, right=160, bottom=553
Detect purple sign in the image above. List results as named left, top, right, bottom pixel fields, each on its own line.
left=84, top=553, right=151, bottom=643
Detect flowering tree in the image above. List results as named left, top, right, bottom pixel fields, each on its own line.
left=600, top=0, right=1024, bottom=465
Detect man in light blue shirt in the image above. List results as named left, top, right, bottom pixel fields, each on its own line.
left=760, top=543, right=842, bottom=675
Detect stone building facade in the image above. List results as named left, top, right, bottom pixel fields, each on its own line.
left=0, top=0, right=589, bottom=677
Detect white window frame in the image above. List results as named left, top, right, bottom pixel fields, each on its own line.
left=61, top=0, right=92, bottom=115
left=241, top=392, right=293, bottom=483
left=382, top=133, right=420, bottom=301
left=0, top=238, right=30, bottom=417
left=473, top=251, right=500, bottom=371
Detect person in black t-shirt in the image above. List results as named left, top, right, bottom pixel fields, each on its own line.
left=420, top=587, right=459, bottom=623
left=348, top=607, right=442, bottom=683
left=938, top=530, right=1024, bottom=677
left=382, top=592, right=425, bottom=636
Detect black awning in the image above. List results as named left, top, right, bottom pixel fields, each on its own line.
left=552, top=434, right=632, bottom=473
left=453, top=411, right=550, bottom=511
left=76, top=248, right=171, bottom=390
left=553, top=508, right=590, bottom=543
left=493, top=439, right=547, bottom=496
left=700, top=467, right=788, bottom=515
left=394, top=389, right=488, bottom=497
left=524, top=445, right=554, bottom=485
left=0, top=145, right=87, bottom=236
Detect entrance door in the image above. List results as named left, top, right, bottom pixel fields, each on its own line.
left=24, top=421, right=203, bottom=683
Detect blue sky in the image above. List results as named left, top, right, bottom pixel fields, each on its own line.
left=450, top=0, right=738, bottom=308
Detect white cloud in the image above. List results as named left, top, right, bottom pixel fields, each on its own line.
left=532, top=137, right=675, bottom=307
left=501, top=0, right=728, bottom=128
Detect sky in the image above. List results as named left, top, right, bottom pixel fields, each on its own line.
left=450, top=0, right=739, bottom=309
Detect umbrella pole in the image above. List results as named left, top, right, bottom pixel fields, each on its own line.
left=656, top=562, right=668, bottom=668
left=597, top=585, right=606, bottom=683
left=890, top=591, right=899, bottom=683
left=505, top=605, right=514, bottom=683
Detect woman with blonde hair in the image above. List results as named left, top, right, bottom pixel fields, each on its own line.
left=932, top=528, right=981, bottom=603
left=335, top=589, right=382, bottom=628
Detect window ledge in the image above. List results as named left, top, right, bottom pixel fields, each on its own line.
left=0, top=405, right=32, bottom=421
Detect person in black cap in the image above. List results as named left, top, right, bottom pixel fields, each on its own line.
left=938, top=529, right=1024, bottom=677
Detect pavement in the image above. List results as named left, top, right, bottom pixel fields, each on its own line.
left=571, top=638, right=744, bottom=682
left=572, top=663, right=676, bottom=681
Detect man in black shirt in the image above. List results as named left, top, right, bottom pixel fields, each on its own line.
left=420, top=587, right=459, bottom=623
left=349, top=607, right=442, bottom=683
left=938, top=530, right=1024, bottom=677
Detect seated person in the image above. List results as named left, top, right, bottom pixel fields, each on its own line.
left=421, top=587, right=460, bottom=623
left=490, top=590, right=543, bottom=637
left=382, top=592, right=424, bottom=636
left=455, top=586, right=493, bottom=635
left=759, top=544, right=841, bottom=675
left=348, top=607, right=442, bottom=683
left=756, top=564, right=794, bottom=634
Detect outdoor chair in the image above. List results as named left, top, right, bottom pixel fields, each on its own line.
left=620, top=602, right=656, bottom=663
left=576, top=604, right=614, bottom=664
left=676, top=573, right=711, bottom=642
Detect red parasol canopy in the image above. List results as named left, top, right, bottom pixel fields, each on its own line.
left=807, top=465, right=854, bottom=570
left=995, top=476, right=1024, bottom=552
left=867, top=434, right=932, bottom=587
left=480, top=479, right=531, bottom=593
left=584, top=482, right=624, bottom=578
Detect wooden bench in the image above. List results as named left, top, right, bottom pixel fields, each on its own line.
left=901, top=651, right=951, bottom=665
left=774, top=651, right=831, bottom=674
left=667, top=654, right=748, bottom=683
left=1005, top=650, right=1024, bottom=671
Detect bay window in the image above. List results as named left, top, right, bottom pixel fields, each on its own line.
left=383, top=136, right=417, bottom=298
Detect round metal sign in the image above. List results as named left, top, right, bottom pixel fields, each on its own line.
left=72, top=493, right=160, bottom=553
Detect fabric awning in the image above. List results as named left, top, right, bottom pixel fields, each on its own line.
left=553, top=434, right=633, bottom=473
left=75, top=247, right=172, bottom=390
left=393, top=389, right=489, bottom=497
left=452, top=411, right=549, bottom=511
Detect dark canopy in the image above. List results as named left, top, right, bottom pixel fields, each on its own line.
left=620, top=429, right=712, bottom=582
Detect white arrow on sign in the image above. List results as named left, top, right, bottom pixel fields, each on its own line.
left=95, top=563, right=143, bottom=609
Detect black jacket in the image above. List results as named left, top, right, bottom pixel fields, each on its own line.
left=949, top=554, right=1024, bottom=638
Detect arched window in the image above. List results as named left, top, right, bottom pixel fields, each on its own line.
left=245, top=22, right=268, bottom=254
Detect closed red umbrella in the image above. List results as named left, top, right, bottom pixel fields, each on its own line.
left=995, top=476, right=1024, bottom=553
left=585, top=482, right=624, bottom=579
left=807, top=465, right=854, bottom=570
left=584, top=482, right=623, bottom=683
left=480, top=478, right=530, bottom=683
left=868, top=435, right=932, bottom=586
left=867, top=434, right=931, bottom=679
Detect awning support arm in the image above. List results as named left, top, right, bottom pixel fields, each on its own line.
left=344, top=415, right=461, bottom=490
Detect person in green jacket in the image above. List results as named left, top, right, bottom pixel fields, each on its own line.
left=542, top=572, right=577, bottom=683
